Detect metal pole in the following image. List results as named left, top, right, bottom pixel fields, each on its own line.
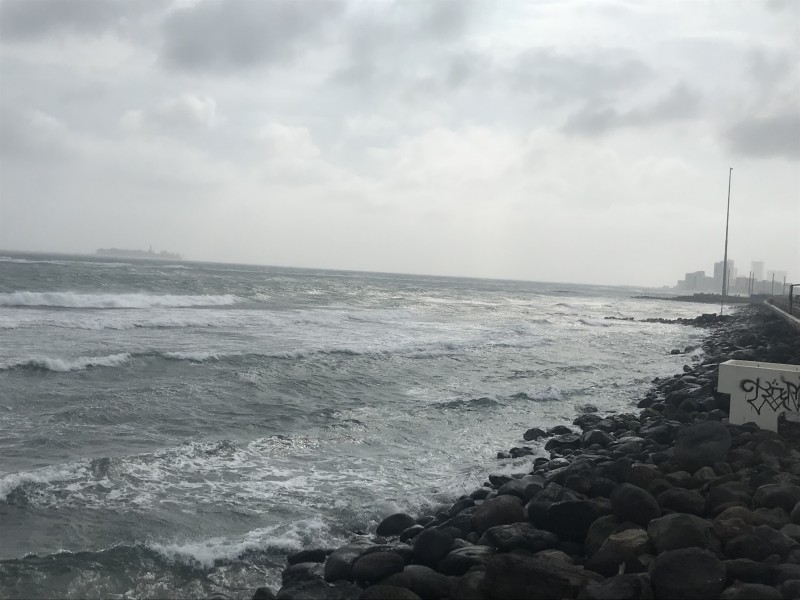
left=772, top=273, right=775, bottom=296
left=721, top=168, right=732, bottom=314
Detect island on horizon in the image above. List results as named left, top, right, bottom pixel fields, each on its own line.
left=95, top=245, right=182, bottom=260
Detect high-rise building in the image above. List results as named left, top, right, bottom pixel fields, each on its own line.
left=751, top=261, right=764, bottom=282
left=713, top=259, right=735, bottom=293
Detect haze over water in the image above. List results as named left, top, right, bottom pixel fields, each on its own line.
left=0, top=252, right=718, bottom=598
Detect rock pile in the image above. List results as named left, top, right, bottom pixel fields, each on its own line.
left=260, top=306, right=800, bottom=600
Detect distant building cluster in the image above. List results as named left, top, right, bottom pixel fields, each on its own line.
left=676, top=260, right=788, bottom=296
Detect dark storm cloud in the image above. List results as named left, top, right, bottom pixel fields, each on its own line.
left=563, top=83, right=702, bottom=135
left=725, top=113, right=800, bottom=159
left=160, top=0, right=345, bottom=71
left=0, top=0, right=160, bottom=40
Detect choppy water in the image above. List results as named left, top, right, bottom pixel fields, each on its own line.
left=0, top=252, right=713, bottom=598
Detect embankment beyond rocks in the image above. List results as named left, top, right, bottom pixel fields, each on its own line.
left=259, top=305, right=800, bottom=600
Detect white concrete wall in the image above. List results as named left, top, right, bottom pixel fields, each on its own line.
left=719, top=360, right=800, bottom=432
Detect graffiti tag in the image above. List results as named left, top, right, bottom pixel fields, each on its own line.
left=741, top=377, right=800, bottom=415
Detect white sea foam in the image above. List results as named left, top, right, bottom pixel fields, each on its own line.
left=1, top=353, right=131, bottom=372
left=161, top=351, right=221, bottom=362
left=0, top=291, right=238, bottom=309
left=578, top=318, right=613, bottom=327
left=0, top=462, right=88, bottom=501
left=149, top=520, right=330, bottom=567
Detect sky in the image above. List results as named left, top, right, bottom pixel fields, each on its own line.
left=0, top=0, right=798, bottom=287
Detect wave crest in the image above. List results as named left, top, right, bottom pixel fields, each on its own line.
left=0, top=291, right=239, bottom=309
left=1, top=353, right=131, bottom=372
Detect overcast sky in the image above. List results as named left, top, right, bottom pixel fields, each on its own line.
left=0, top=0, right=798, bottom=286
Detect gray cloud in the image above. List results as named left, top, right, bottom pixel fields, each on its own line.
left=0, top=0, right=160, bottom=40
left=563, top=83, right=702, bottom=136
left=725, top=113, right=800, bottom=159
left=160, top=0, right=345, bottom=71
left=510, top=49, right=652, bottom=104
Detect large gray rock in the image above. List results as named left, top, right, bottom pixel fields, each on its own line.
left=578, top=573, right=654, bottom=599
left=674, top=422, right=731, bottom=472
left=437, top=545, right=494, bottom=576
left=471, top=495, right=524, bottom=534
left=611, top=483, right=661, bottom=526
left=657, top=488, right=705, bottom=516
left=720, top=583, right=782, bottom=600
left=323, top=541, right=373, bottom=582
left=649, top=548, right=726, bottom=600
left=481, top=554, right=603, bottom=600
left=359, top=585, right=422, bottom=600
left=725, top=525, right=793, bottom=562
left=544, top=500, right=602, bottom=542
left=380, top=565, right=454, bottom=600
left=352, top=552, right=405, bottom=586
left=412, top=528, right=454, bottom=567
left=478, top=522, right=559, bottom=553
left=647, top=513, right=721, bottom=554
left=753, top=484, right=800, bottom=513
left=377, top=513, right=417, bottom=536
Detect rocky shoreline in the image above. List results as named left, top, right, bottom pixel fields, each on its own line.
left=254, top=305, right=800, bottom=600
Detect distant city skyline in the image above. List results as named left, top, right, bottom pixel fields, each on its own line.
left=677, top=258, right=791, bottom=295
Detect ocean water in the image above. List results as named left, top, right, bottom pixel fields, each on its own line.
left=0, top=252, right=713, bottom=598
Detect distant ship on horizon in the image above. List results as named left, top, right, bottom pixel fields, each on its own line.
left=95, top=245, right=183, bottom=260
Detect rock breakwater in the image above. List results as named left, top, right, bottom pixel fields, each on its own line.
left=258, top=305, right=800, bottom=600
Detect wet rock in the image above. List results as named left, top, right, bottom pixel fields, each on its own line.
left=715, top=506, right=753, bottom=524
left=751, top=506, right=790, bottom=529
left=471, top=495, right=524, bottom=534
left=478, top=522, right=559, bottom=553
left=774, top=563, right=800, bottom=584
left=412, top=528, right=454, bottom=567
left=779, top=580, right=800, bottom=599
left=437, top=545, right=494, bottom=576
left=448, top=497, right=476, bottom=517
left=252, top=587, right=277, bottom=600
left=498, top=476, right=541, bottom=501
left=649, top=548, right=726, bottom=600
left=720, top=583, right=782, bottom=599
left=675, top=421, right=732, bottom=472
left=380, top=565, right=453, bottom=600
left=577, top=573, right=654, bottom=600
left=611, top=483, right=661, bottom=526
left=548, top=425, right=573, bottom=436
left=725, top=526, right=793, bottom=562
left=359, top=585, right=422, bottom=600
left=544, top=500, right=602, bottom=542
left=324, top=541, right=373, bottom=582
left=377, top=513, right=417, bottom=537
left=399, top=525, right=424, bottom=543
left=792, top=501, right=800, bottom=524
left=753, top=484, right=800, bottom=513
left=481, top=554, right=603, bottom=600
left=585, top=515, right=621, bottom=557
left=647, top=513, right=720, bottom=554
left=545, top=433, right=582, bottom=452
left=582, top=430, right=614, bottom=447
left=656, top=488, right=705, bottom=516
left=452, top=569, right=485, bottom=600
left=780, top=523, right=800, bottom=543
left=626, top=464, right=660, bottom=490
left=352, top=552, right=405, bottom=586
left=524, top=427, right=547, bottom=441
left=724, top=558, right=774, bottom=585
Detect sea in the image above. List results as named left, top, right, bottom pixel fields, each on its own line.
left=0, top=251, right=716, bottom=598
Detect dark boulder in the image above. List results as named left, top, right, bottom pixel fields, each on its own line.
left=412, top=528, right=454, bottom=567
left=252, top=588, right=276, bottom=600
left=577, top=573, right=654, bottom=599
left=723, top=558, right=775, bottom=585
left=377, top=513, right=417, bottom=536
left=753, top=484, right=800, bottom=513
left=323, top=542, right=372, bottom=582
left=478, top=522, right=559, bottom=553
left=649, top=548, right=726, bottom=600
left=585, top=515, right=621, bottom=557
left=656, top=488, right=706, bottom=516
left=545, top=433, right=582, bottom=452
left=647, top=513, right=721, bottom=554
left=544, top=500, right=603, bottom=542
left=437, top=545, right=494, bottom=576
left=282, top=562, right=324, bottom=585
left=287, top=548, right=330, bottom=565
left=779, top=580, right=800, bottom=599
left=399, top=525, right=424, bottom=543
left=471, top=495, right=524, bottom=534
left=352, top=552, right=405, bottom=586
left=720, top=583, right=782, bottom=599
left=582, top=430, right=614, bottom=447
left=611, top=483, right=661, bottom=526
left=524, top=427, right=547, bottom=441
left=481, top=554, right=603, bottom=600
left=359, top=585, right=422, bottom=600
left=381, top=564, right=454, bottom=599
left=674, top=421, right=731, bottom=472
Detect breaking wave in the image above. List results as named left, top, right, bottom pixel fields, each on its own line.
left=1, top=353, right=132, bottom=372
left=0, top=292, right=239, bottom=309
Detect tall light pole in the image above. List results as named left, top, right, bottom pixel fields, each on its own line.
left=721, top=167, right=733, bottom=314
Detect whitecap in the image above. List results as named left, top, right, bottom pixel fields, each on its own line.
left=0, top=291, right=239, bottom=309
